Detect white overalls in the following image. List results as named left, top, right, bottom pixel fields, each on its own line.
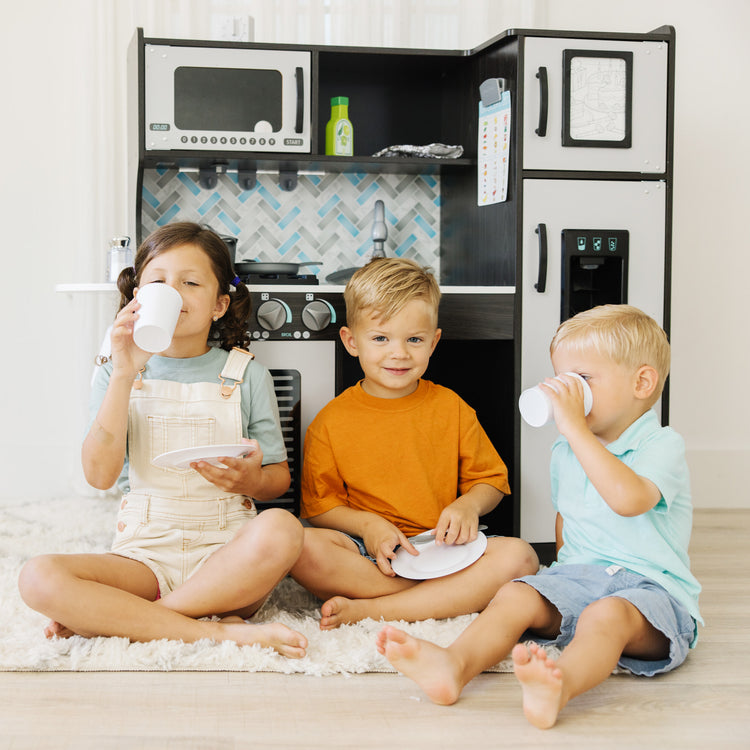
left=111, top=348, right=258, bottom=596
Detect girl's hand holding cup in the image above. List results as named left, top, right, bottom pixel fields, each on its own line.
left=110, top=295, right=152, bottom=376
left=111, top=283, right=184, bottom=376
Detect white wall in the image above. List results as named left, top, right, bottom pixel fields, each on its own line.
left=1, top=0, right=747, bottom=507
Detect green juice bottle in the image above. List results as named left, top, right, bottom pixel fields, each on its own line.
left=325, top=96, right=353, bottom=156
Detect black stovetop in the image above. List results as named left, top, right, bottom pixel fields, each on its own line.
left=241, top=273, right=319, bottom=285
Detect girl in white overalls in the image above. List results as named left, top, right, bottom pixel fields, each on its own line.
left=19, top=223, right=307, bottom=658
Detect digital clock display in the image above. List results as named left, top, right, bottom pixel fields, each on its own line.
left=149, top=123, right=170, bottom=131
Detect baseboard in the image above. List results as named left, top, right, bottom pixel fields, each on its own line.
left=686, top=449, right=749, bottom=508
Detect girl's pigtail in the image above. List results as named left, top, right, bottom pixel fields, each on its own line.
left=116, top=266, right=138, bottom=312
left=214, top=279, right=252, bottom=350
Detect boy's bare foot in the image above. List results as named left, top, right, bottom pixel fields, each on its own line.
left=217, top=621, right=308, bottom=659
left=376, top=625, right=464, bottom=705
left=44, top=620, right=75, bottom=639
left=512, top=642, right=564, bottom=729
left=320, top=596, right=368, bottom=629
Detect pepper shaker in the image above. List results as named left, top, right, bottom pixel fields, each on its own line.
left=108, top=236, right=132, bottom=282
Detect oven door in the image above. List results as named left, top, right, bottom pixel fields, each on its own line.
left=144, top=44, right=311, bottom=152
left=252, top=340, right=336, bottom=516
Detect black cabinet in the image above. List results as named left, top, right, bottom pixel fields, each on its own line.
left=128, top=28, right=517, bottom=287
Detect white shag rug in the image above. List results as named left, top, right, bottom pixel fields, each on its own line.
left=1, top=495, right=554, bottom=674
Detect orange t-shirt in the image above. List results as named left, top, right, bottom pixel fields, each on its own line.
left=301, top=379, right=510, bottom=537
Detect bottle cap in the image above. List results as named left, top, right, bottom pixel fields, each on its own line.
left=331, top=96, right=349, bottom=106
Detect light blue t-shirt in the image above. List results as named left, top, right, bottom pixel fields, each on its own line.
left=551, top=410, right=702, bottom=624
left=89, top=347, right=287, bottom=493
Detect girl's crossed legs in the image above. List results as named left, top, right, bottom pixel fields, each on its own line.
left=18, top=508, right=308, bottom=657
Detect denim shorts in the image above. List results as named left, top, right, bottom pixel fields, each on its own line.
left=515, top=564, right=698, bottom=676
left=338, top=532, right=377, bottom=564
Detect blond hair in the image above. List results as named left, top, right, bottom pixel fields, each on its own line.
left=550, top=305, right=670, bottom=400
left=344, top=257, right=441, bottom=328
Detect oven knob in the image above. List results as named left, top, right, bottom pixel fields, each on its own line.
left=302, top=300, right=334, bottom=331
left=256, top=300, right=289, bottom=331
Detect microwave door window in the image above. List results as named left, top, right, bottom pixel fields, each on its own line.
left=174, top=67, right=282, bottom=132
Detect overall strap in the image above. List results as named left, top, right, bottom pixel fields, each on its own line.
left=219, top=347, right=255, bottom=399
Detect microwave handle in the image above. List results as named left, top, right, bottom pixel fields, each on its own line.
left=295, top=67, right=304, bottom=134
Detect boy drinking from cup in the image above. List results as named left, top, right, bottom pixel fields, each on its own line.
left=377, top=304, right=702, bottom=729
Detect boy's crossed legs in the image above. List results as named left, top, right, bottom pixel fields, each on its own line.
left=291, top=528, right=539, bottom=628
left=376, top=574, right=671, bottom=729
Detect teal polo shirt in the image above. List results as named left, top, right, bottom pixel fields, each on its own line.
left=550, top=410, right=703, bottom=625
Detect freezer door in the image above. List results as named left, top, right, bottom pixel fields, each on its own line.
left=523, top=37, right=669, bottom=173
left=519, top=179, right=666, bottom=544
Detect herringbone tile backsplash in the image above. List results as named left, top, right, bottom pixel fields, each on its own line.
left=141, top=168, right=441, bottom=280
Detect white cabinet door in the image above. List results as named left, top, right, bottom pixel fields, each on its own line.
left=523, top=37, right=669, bottom=173
left=519, top=179, right=666, bottom=544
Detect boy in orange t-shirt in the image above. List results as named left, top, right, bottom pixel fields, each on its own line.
left=290, top=257, right=538, bottom=629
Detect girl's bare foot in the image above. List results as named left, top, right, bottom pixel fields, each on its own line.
left=376, top=625, right=464, bottom=705
left=512, top=642, right=565, bottom=729
left=44, top=620, right=75, bottom=639
left=217, top=621, right=308, bottom=659
left=320, top=596, right=367, bottom=629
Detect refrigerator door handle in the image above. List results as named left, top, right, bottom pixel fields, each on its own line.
left=534, top=223, right=548, bottom=293
left=535, top=67, right=548, bottom=137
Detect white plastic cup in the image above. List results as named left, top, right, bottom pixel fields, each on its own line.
left=133, top=283, right=183, bottom=353
left=519, top=372, right=593, bottom=427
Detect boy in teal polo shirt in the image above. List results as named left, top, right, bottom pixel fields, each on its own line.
left=376, top=304, right=702, bottom=729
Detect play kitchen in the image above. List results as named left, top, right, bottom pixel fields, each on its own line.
left=126, top=25, right=675, bottom=560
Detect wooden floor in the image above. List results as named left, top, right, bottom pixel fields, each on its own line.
left=1, top=509, right=747, bottom=749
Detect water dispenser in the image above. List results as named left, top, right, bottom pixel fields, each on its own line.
left=560, top=229, right=629, bottom=321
